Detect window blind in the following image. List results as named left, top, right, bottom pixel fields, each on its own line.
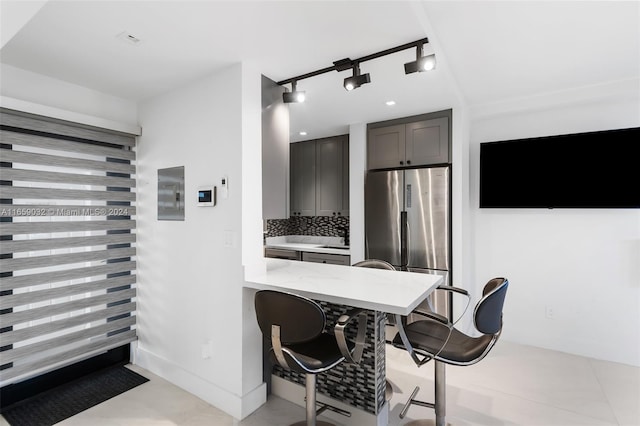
left=0, top=109, right=137, bottom=384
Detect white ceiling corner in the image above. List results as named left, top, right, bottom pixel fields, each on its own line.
left=0, top=1, right=638, bottom=139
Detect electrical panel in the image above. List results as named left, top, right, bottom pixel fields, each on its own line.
left=158, top=166, right=185, bottom=221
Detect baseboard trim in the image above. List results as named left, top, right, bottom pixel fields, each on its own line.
left=134, top=347, right=266, bottom=420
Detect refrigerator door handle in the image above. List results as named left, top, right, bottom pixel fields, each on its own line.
left=405, top=184, right=412, bottom=266
left=400, top=211, right=408, bottom=269
left=406, top=219, right=411, bottom=266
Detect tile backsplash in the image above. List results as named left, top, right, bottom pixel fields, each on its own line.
left=265, top=216, right=349, bottom=239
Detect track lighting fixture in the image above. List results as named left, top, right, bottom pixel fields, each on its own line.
left=282, top=80, right=306, bottom=103
left=276, top=37, right=433, bottom=98
left=404, top=42, right=436, bottom=74
left=343, top=63, right=371, bottom=91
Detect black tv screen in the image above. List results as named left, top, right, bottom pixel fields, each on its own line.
left=479, top=127, right=640, bottom=208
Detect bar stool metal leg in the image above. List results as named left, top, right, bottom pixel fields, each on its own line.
left=398, top=361, right=449, bottom=426
left=306, top=373, right=317, bottom=425
left=434, top=361, right=446, bottom=426
left=291, top=373, right=334, bottom=426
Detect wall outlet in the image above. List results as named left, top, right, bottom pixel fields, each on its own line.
left=545, top=306, right=555, bottom=320
left=223, top=230, right=236, bottom=247
left=201, top=340, right=213, bottom=359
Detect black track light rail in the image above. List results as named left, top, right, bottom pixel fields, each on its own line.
left=276, top=37, right=429, bottom=86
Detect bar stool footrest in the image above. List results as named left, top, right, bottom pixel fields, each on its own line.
left=316, top=400, right=351, bottom=418
left=303, top=396, right=352, bottom=418
left=399, top=386, right=436, bottom=419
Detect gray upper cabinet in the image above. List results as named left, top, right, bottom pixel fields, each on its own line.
left=368, top=115, right=450, bottom=169
left=341, top=138, right=350, bottom=217
left=316, top=135, right=349, bottom=217
left=290, top=140, right=316, bottom=216
left=290, top=135, right=349, bottom=217
left=405, top=118, right=449, bottom=166
left=368, top=124, right=405, bottom=169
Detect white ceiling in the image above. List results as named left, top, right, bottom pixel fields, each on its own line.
left=1, top=1, right=638, bottom=141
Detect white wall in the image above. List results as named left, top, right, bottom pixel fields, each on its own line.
left=469, top=80, right=640, bottom=366
left=348, top=123, right=367, bottom=264
left=1, top=64, right=138, bottom=129
left=239, top=62, right=268, bottom=409
left=135, top=63, right=265, bottom=419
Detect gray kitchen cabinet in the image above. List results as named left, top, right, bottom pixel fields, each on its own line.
left=302, top=252, right=351, bottom=265
left=367, top=116, right=449, bottom=169
left=367, top=124, right=405, bottom=170
left=341, top=137, right=350, bottom=216
left=290, top=140, right=316, bottom=216
left=316, top=135, right=349, bottom=217
left=291, top=135, right=349, bottom=217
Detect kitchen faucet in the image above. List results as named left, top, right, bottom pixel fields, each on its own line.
left=336, top=226, right=349, bottom=246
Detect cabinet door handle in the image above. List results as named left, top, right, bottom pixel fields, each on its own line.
left=332, top=212, right=336, bottom=216
left=337, top=212, right=341, bottom=215
left=400, top=161, right=404, bottom=165
left=407, top=160, right=411, bottom=165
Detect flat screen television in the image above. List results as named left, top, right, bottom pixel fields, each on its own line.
left=479, top=127, right=640, bottom=208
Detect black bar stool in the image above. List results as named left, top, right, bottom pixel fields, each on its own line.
left=255, top=290, right=367, bottom=426
left=392, top=277, right=509, bottom=426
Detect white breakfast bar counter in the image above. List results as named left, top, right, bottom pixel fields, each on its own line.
left=245, top=258, right=442, bottom=315
left=245, top=259, right=443, bottom=426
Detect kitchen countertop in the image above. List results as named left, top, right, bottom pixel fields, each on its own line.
left=264, top=236, right=350, bottom=255
left=245, top=258, right=442, bottom=315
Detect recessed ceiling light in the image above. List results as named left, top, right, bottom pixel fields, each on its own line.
left=386, top=100, right=396, bottom=106
left=299, top=131, right=307, bottom=136
left=116, top=31, right=142, bottom=46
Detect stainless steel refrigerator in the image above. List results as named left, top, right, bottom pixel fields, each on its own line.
left=365, top=167, right=451, bottom=318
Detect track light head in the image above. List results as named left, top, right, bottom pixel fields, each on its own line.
left=405, top=42, right=436, bottom=74
left=344, top=74, right=371, bottom=91
left=282, top=80, right=306, bottom=103
left=404, top=54, right=436, bottom=74
left=283, top=90, right=306, bottom=103
left=343, top=63, right=371, bottom=91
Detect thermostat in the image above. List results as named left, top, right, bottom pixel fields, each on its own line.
left=197, top=186, right=216, bottom=207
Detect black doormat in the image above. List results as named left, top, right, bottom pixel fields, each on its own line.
left=1, top=365, right=149, bottom=426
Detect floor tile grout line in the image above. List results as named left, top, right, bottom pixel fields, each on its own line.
left=386, top=365, right=620, bottom=426
left=450, top=380, right=620, bottom=426
left=588, top=358, right=622, bottom=426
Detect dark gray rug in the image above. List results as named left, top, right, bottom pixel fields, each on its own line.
left=1, top=365, right=149, bottom=426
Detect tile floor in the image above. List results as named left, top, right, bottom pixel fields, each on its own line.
left=1, top=341, right=638, bottom=425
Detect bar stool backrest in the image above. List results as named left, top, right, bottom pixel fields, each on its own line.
left=255, top=290, right=326, bottom=345
left=473, top=278, right=509, bottom=335
left=352, top=259, right=396, bottom=270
